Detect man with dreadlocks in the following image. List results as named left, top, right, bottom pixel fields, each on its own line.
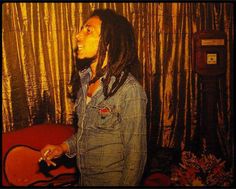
left=40, top=9, right=147, bottom=186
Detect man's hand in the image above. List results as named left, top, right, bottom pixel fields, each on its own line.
left=40, top=143, right=69, bottom=166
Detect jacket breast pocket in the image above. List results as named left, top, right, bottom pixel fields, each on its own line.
left=95, top=103, right=121, bottom=132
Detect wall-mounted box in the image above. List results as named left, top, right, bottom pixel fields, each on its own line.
left=193, top=31, right=227, bottom=76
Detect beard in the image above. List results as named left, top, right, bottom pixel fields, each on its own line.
left=75, top=56, right=97, bottom=71
left=73, top=47, right=97, bottom=71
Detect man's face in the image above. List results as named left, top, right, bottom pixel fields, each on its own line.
left=75, top=16, right=101, bottom=60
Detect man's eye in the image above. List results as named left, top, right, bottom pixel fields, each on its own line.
left=87, top=27, right=92, bottom=33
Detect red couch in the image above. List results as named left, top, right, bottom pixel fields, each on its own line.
left=2, top=124, right=76, bottom=186
left=2, top=124, right=171, bottom=186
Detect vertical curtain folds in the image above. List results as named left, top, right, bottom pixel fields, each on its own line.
left=2, top=3, right=234, bottom=162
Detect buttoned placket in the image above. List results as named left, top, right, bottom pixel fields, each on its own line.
left=77, top=68, right=105, bottom=182
left=77, top=69, right=91, bottom=182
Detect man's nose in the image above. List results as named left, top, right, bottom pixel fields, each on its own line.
left=76, top=32, right=83, bottom=42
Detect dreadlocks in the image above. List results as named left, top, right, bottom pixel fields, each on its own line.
left=68, top=9, right=141, bottom=102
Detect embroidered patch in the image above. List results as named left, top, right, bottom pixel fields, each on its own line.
left=98, top=106, right=111, bottom=119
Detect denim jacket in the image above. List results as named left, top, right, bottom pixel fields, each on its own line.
left=64, top=68, right=147, bottom=186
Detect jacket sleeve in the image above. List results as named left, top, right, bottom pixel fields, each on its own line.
left=119, top=83, right=147, bottom=186
left=64, top=133, right=77, bottom=158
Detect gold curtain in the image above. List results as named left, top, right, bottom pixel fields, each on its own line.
left=2, top=3, right=234, bottom=158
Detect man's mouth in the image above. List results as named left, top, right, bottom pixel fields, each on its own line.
left=77, top=45, right=83, bottom=51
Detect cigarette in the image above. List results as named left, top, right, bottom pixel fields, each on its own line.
left=38, top=150, right=57, bottom=166
left=38, top=149, right=50, bottom=162
left=50, top=161, right=57, bottom=167
left=44, top=149, right=50, bottom=156
left=38, top=157, right=43, bottom=162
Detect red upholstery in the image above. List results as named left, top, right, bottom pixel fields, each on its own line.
left=2, top=124, right=75, bottom=186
